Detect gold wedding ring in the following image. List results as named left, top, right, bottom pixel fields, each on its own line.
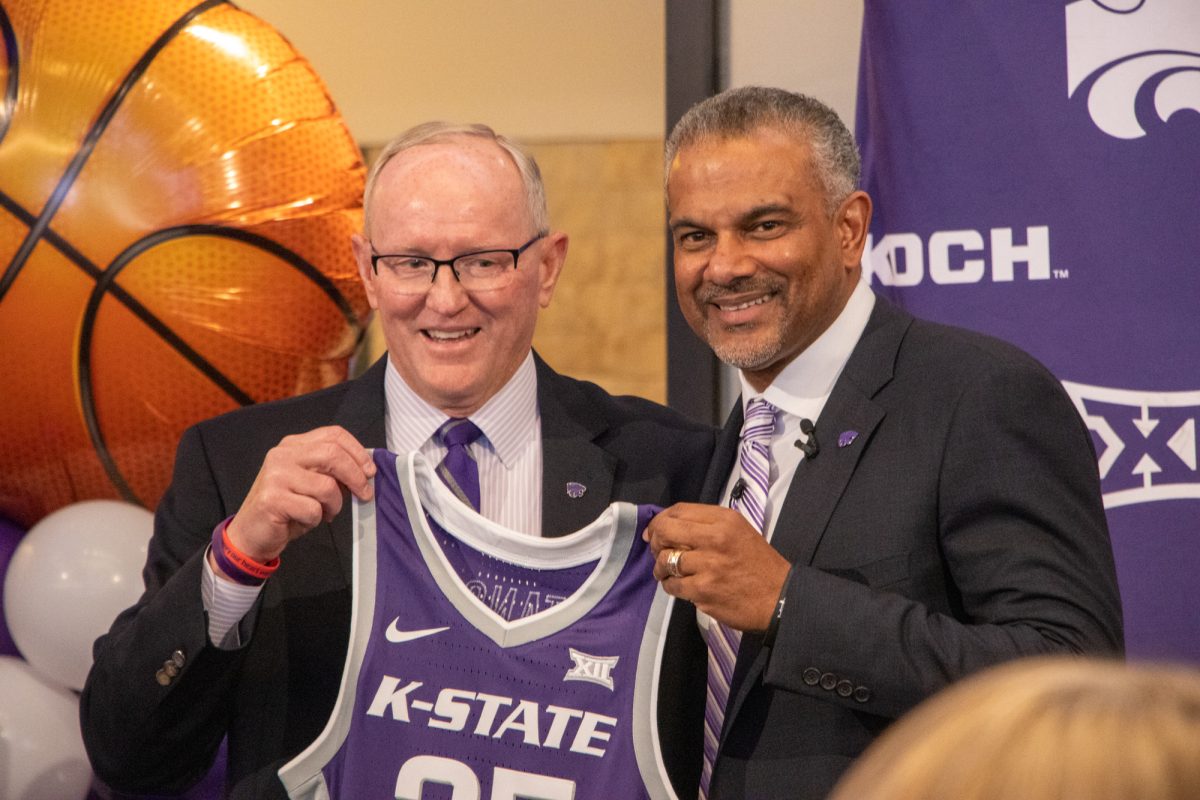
left=666, top=548, right=685, bottom=579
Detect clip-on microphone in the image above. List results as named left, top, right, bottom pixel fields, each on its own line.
left=795, top=418, right=819, bottom=459
left=730, top=478, right=746, bottom=501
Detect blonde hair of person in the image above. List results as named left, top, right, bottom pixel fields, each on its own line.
left=829, top=657, right=1200, bottom=800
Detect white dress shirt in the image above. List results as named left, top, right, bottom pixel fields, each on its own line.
left=203, top=352, right=543, bottom=648
left=383, top=352, right=542, bottom=536
left=721, top=279, right=876, bottom=542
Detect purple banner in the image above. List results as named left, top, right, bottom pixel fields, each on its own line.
left=856, top=0, right=1200, bottom=661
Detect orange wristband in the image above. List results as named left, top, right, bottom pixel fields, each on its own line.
left=212, top=516, right=279, bottom=584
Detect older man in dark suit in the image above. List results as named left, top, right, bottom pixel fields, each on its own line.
left=646, top=86, right=1123, bottom=799
left=81, top=122, right=714, bottom=798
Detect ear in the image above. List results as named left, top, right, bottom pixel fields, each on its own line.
left=351, top=233, right=380, bottom=310
left=536, top=231, right=569, bottom=308
left=836, top=190, right=873, bottom=270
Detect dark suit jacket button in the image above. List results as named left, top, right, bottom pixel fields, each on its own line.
left=803, top=668, right=821, bottom=686
left=171, top=649, right=186, bottom=668
left=819, top=672, right=837, bottom=691
left=155, top=669, right=171, bottom=687
left=853, top=686, right=871, bottom=703
left=836, top=679, right=854, bottom=698
left=163, top=661, right=179, bottom=678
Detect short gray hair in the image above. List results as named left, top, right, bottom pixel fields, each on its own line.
left=665, top=86, right=861, bottom=214
left=363, top=121, right=549, bottom=236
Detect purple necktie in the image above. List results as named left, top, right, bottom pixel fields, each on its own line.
left=700, top=397, right=777, bottom=798
left=436, top=418, right=484, bottom=511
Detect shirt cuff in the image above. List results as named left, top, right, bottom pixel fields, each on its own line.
left=201, top=546, right=264, bottom=649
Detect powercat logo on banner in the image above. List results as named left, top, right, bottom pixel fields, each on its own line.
left=1066, top=0, right=1200, bottom=140
left=1062, top=381, right=1200, bottom=509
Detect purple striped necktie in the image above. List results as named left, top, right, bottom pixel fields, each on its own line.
left=700, top=397, right=777, bottom=798
left=436, top=418, right=484, bottom=511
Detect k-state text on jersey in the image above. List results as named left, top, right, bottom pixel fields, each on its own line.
left=367, top=675, right=618, bottom=756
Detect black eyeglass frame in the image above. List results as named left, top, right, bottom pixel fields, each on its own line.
left=369, top=233, right=546, bottom=283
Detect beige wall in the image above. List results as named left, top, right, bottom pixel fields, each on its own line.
left=528, top=140, right=667, bottom=400
left=727, top=1, right=863, bottom=129
left=236, top=0, right=666, bottom=145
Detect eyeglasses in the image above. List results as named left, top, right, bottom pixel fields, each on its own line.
left=369, top=234, right=545, bottom=294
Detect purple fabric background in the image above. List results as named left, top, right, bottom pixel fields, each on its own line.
left=0, top=516, right=24, bottom=657
left=856, top=0, right=1199, bottom=661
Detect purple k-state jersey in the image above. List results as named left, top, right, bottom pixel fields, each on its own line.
left=278, top=449, right=679, bottom=800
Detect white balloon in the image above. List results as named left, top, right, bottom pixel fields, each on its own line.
left=0, top=655, right=92, bottom=800
left=3, top=500, right=152, bottom=691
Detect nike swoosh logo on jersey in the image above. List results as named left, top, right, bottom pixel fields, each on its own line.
left=385, top=618, right=450, bottom=643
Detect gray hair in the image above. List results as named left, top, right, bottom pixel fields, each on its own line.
left=363, top=121, right=549, bottom=236
left=665, top=86, right=861, bottom=214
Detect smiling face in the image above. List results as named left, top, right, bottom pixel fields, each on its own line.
left=667, top=127, right=871, bottom=392
left=352, top=136, right=566, bottom=416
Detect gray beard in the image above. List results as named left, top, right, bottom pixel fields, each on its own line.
left=703, top=319, right=786, bottom=372
left=694, top=277, right=789, bottom=371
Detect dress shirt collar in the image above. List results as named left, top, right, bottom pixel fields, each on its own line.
left=739, top=279, right=875, bottom=421
left=384, top=351, right=539, bottom=467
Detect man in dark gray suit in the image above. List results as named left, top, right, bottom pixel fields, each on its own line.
left=646, top=86, right=1123, bottom=799
left=81, top=122, right=713, bottom=798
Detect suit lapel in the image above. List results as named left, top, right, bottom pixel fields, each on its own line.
left=535, top=355, right=618, bottom=537
left=720, top=297, right=914, bottom=742
left=334, top=357, right=389, bottom=451
left=767, top=298, right=911, bottom=564
left=767, top=390, right=884, bottom=566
